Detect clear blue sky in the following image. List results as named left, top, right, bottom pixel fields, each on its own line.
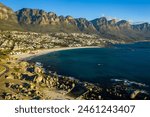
left=0, top=0, right=149, bottom=23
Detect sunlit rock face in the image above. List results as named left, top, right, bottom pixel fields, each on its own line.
left=0, top=3, right=17, bottom=22
left=0, top=2, right=150, bottom=41
left=16, top=8, right=50, bottom=25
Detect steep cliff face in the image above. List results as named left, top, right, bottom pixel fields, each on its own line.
left=76, top=18, right=96, bottom=33
left=91, top=17, right=150, bottom=40
left=16, top=9, right=78, bottom=26
left=16, top=8, right=80, bottom=32
left=0, top=3, right=21, bottom=30
left=16, top=8, right=59, bottom=25
left=132, top=23, right=150, bottom=32
left=0, top=2, right=150, bottom=41
left=15, top=7, right=150, bottom=40
left=0, top=3, right=17, bottom=21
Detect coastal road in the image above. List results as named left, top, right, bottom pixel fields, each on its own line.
left=0, top=65, right=9, bottom=78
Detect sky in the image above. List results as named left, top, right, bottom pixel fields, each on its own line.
left=0, top=0, right=149, bottom=23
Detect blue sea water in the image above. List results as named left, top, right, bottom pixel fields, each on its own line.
left=30, top=42, right=150, bottom=90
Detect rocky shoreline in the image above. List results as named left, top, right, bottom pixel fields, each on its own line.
left=0, top=1, right=150, bottom=100
left=0, top=49, right=150, bottom=100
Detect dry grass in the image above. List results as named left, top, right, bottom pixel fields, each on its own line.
left=0, top=66, right=6, bottom=74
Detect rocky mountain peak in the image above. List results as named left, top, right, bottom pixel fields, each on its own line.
left=16, top=8, right=51, bottom=25
left=48, top=12, right=57, bottom=17
left=0, top=2, right=150, bottom=40
left=0, top=2, right=17, bottom=22
left=97, top=17, right=108, bottom=26
left=132, top=22, right=150, bottom=31
left=108, top=19, right=117, bottom=25
left=116, top=20, right=130, bottom=27
left=76, top=18, right=96, bottom=32
left=66, top=15, right=74, bottom=20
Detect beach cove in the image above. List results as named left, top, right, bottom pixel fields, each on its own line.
left=12, top=46, right=100, bottom=61
left=10, top=42, right=150, bottom=99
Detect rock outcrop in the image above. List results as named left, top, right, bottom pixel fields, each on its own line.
left=14, top=7, right=150, bottom=41
left=0, top=2, right=150, bottom=41
left=0, top=3, right=17, bottom=21
left=0, top=3, right=21, bottom=30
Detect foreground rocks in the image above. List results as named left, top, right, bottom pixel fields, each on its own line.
left=0, top=55, right=149, bottom=100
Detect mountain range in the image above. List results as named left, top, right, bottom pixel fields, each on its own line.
left=0, top=2, right=150, bottom=41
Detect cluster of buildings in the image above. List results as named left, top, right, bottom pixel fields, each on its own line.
left=0, top=31, right=125, bottom=55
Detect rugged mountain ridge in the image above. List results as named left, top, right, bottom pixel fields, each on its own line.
left=0, top=3, right=17, bottom=21
left=0, top=3, right=21, bottom=30
left=0, top=2, right=150, bottom=41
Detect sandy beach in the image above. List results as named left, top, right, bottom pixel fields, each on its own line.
left=12, top=46, right=100, bottom=60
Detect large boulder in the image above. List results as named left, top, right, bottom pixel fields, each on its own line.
left=34, top=75, right=43, bottom=84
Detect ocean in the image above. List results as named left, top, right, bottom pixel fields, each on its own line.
left=29, top=42, right=150, bottom=92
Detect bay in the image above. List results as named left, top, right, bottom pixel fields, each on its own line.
left=30, top=42, right=150, bottom=91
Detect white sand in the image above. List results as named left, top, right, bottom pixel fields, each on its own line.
left=12, top=46, right=100, bottom=60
